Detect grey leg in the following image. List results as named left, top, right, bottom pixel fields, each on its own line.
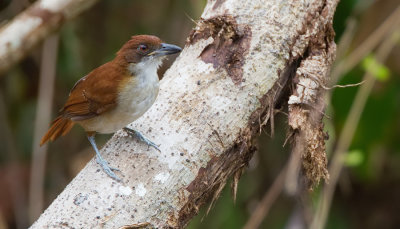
left=123, top=127, right=161, bottom=152
left=87, top=135, right=121, bottom=181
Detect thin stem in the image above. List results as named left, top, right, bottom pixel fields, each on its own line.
left=243, top=166, right=287, bottom=229
left=331, top=5, right=400, bottom=82
left=310, top=28, right=400, bottom=229
left=28, top=34, right=59, bottom=223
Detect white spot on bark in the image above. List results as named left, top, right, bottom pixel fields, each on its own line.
left=288, top=95, right=301, bottom=105
left=135, top=183, right=147, bottom=197
left=119, top=186, right=133, bottom=196
left=154, top=172, right=170, bottom=184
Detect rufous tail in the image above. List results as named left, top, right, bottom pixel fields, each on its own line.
left=40, top=116, right=74, bottom=146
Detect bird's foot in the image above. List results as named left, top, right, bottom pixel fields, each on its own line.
left=96, top=155, right=121, bottom=181
left=123, top=127, right=161, bottom=152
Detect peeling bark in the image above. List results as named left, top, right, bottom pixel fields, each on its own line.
left=30, top=0, right=338, bottom=228
left=0, top=0, right=99, bottom=76
left=190, top=15, right=252, bottom=85
left=288, top=0, right=337, bottom=189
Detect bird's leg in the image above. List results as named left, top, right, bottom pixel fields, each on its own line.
left=123, top=127, right=161, bottom=152
left=87, top=134, right=121, bottom=181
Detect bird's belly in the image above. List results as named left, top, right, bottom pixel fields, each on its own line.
left=79, top=80, right=159, bottom=134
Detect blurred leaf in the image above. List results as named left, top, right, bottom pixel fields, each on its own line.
left=344, top=149, right=364, bottom=167
left=361, top=54, right=390, bottom=81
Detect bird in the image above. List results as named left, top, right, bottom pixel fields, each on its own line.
left=40, top=35, right=182, bottom=181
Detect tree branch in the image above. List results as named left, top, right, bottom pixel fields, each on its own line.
left=30, top=0, right=338, bottom=228
left=0, top=0, right=99, bottom=76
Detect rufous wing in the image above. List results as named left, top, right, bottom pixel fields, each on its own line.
left=61, top=61, right=125, bottom=121
left=41, top=60, right=126, bottom=145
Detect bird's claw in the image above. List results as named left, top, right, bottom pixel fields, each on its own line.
left=123, top=127, right=161, bottom=152
left=96, top=155, right=121, bottom=181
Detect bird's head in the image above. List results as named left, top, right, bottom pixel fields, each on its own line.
left=116, top=35, right=181, bottom=74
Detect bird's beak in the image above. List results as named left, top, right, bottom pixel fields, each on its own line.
left=148, top=43, right=182, bottom=57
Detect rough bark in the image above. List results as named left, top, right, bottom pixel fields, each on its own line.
left=288, top=0, right=337, bottom=189
left=0, top=0, right=99, bottom=76
left=30, top=0, right=338, bottom=228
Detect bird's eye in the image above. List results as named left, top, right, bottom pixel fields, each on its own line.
left=138, top=44, right=148, bottom=52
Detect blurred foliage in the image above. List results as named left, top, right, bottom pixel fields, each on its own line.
left=1, top=0, right=400, bottom=228
left=332, top=0, right=358, bottom=40
left=362, top=54, right=390, bottom=81
left=344, top=149, right=364, bottom=167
